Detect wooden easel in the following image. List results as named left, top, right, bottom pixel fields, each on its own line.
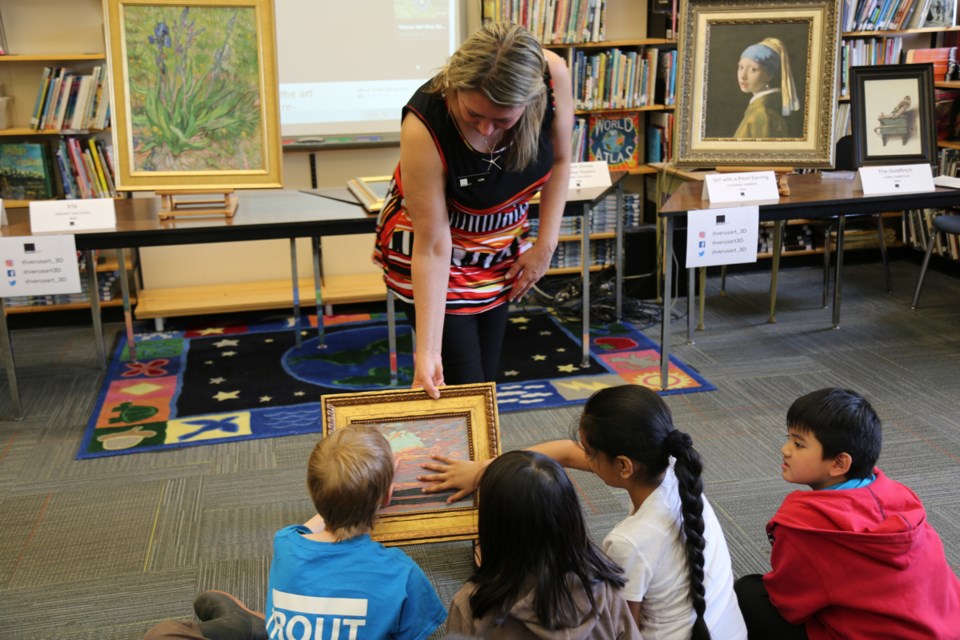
left=716, top=166, right=794, bottom=196
left=156, top=189, right=239, bottom=220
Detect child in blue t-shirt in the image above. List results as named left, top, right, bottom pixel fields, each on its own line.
left=144, top=425, right=446, bottom=640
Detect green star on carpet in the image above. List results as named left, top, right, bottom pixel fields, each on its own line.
left=213, top=390, right=240, bottom=401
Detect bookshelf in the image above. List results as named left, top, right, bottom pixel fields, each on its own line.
left=0, top=1, right=118, bottom=209
left=482, top=0, right=672, bottom=279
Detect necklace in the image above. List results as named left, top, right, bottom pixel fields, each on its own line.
left=481, top=135, right=503, bottom=172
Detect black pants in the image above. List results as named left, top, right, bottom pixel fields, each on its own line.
left=399, top=301, right=509, bottom=384
left=734, top=574, right=808, bottom=640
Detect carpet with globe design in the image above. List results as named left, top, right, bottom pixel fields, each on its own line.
left=78, top=310, right=714, bottom=458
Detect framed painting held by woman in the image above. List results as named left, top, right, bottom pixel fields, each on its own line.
left=103, top=0, right=282, bottom=191
left=674, top=0, right=840, bottom=168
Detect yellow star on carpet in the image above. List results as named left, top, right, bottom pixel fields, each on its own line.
left=209, top=377, right=226, bottom=384
left=504, top=370, right=519, bottom=376
left=259, top=395, right=272, bottom=402
left=213, top=339, right=239, bottom=348
left=539, top=330, right=552, bottom=336
left=509, top=316, right=531, bottom=325
left=557, top=364, right=579, bottom=373
left=213, top=390, right=240, bottom=401
left=556, top=347, right=566, bottom=353
left=532, top=354, right=547, bottom=361
left=264, top=338, right=274, bottom=343
left=220, top=351, right=237, bottom=357
left=294, top=391, right=306, bottom=396
left=197, top=328, right=226, bottom=336
left=204, top=361, right=214, bottom=365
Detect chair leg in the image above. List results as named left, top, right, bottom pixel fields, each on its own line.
left=911, top=233, right=937, bottom=310
left=876, top=215, right=891, bottom=293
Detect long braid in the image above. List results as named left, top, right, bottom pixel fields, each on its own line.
left=667, top=430, right=711, bottom=640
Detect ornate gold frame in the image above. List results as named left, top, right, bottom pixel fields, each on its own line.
left=103, top=0, right=282, bottom=190
left=675, top=0, right=839, bottom=168
left=321, top=383, right=500, bottom=546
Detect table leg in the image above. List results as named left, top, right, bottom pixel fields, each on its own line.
left=688, top=268, right=695, bottom=343
left=387, top=290, right=398, bottom=386
left=660, top=217, right=674, bottom=390
left=290, top=238, right=302, bottom=348
left=615, top=181, right=624, bottom=322
left=0, top=302, right=23, bottom=420
left=697, top=267, right=706, bottom=332
left=769, top=221, right=784, bottom=324
left=581, top=203, right=591, bottom=368
left=86, top=250, right=106, bottom=367
left=116, top=249, right=137, bottom=362
left=833, top=215, right=845, bottom=329
left=311, top=238, right=326, bottom=348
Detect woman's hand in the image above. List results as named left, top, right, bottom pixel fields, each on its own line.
left=418, top=454, right=489, bottom=503
left=506, top=242, right=554, bottom=301
left=412, top=352, right=444, bottom=400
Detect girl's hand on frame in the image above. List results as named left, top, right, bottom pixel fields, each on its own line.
left=418, top=454, right=488, bottom=503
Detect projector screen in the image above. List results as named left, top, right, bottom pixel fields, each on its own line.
left=275, top=0, right=464, bottom=139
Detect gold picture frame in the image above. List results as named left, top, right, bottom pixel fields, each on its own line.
left=103, top=0, right=282, bottom=190
left=675, top=0, right=840, bottom=168
left=321, top=382, right=501, bottom=546
left=346, top=175, right=392, bottom=213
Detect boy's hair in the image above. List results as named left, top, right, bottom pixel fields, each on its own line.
left=787, top=388, right=882, bottom=479
left=469, top=450, right=625, bottom=630
left=306, top=426, right=394, bottom=541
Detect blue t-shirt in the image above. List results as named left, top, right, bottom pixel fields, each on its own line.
left=265, top=525, right=446, bottom=640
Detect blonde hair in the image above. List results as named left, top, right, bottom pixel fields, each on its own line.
left=307, top=426, right=394, bottom=541
left=430, top=22, right=548, bottom=171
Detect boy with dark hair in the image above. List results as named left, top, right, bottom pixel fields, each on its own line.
left=145, top=426, right=446, bottom=640
left=735, top=388, right=960, bottom=639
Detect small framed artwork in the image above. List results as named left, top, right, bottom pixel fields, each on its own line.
left=674, top=0, right=840, bottom=168
left=346, top=175, right=392, bottom=213
left=103, top=0, right=283, bottom=191
left=321, top=383, right=500, bottom=546
left=850, top=64, right=938, bottom=168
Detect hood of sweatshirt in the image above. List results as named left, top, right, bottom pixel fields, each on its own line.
left=504, top=577, right=620, bottom=640
left=768, top=468, right=928, bottom=569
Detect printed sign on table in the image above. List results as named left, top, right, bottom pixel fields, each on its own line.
left=0, top=234, right=82, bottom=297
left=686, top=206, right=760, bottom=268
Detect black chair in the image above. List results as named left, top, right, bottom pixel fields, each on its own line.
left=910, top=213, right=960, bottom=309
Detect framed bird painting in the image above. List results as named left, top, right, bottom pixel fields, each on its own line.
left=850, top=64, right=938, bottom=168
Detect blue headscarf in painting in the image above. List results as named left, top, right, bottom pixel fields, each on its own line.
left=740, top=37, right=800, bottom=116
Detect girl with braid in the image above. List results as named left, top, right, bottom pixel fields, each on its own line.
left=420, top=385, right=747, bottom=640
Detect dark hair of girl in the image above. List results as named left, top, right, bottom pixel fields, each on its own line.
left=579, top=385, right=711, bottom=640
left=468, top=450, right=626, bottom=630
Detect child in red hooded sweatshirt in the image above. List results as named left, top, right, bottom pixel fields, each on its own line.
left=734, top=388, right=960, bottom=639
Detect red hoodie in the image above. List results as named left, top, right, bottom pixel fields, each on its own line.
left=763, top=469, right=960, bottom=639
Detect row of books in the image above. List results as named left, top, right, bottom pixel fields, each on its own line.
left=570, top=47, right=676, bottom=111
left=1, top=271, right=122, bottom=309
left=0, top=136, right=118, bottom=202
left=759, top=224, right=814, bottom=254
left=548, top=240, right=616, bottom=268
left=30, top=64, right=111, bottom=132
left=482, top=0, right=607, bottom=44
left=646, top=112, right=674, bottom=164
left=838, top=37, right=904, bottom=96
left=841, top=0, right=949, bottom=32
left=904, top=46, right=959, bottom=81
left=527, top=193, right=642, bottom=236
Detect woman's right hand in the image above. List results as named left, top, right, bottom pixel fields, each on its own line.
left=418, top=454, right=489, bottom=503
left=413, top=352, right=444, bottom=400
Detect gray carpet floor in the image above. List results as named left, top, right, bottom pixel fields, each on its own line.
left=1, top=260, right=959, bottom=639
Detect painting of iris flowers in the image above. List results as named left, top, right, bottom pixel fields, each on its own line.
left=104, top=0, right=282, bottom=190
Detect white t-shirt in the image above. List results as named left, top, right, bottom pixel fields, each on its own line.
left=602, top=464, right=747, bottom=640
